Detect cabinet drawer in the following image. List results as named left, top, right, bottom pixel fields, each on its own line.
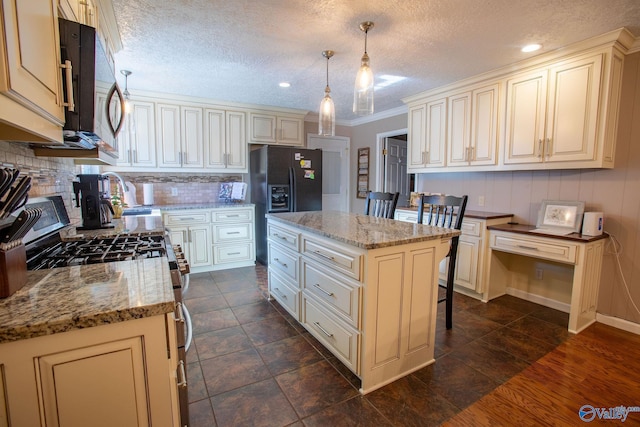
left=302, top=297, right=359, bottom=374
left=461, top=219, right=482, bottom=237
left=394, top=211, right=418, bottom=223
left=212, top=208, right=253, bottom=223
left=164, top=210, right=210, bottom=226
left=301, top=260, right=360, bottom=327
left=269, top=269, right=299, bottom=319
left=213, top=223, right=252, bottom=243
left=214, top=242, right=254, bottom=264
left=267, top=223, right=300, bottom=252
left=490, top=232, right=577, bottom=264
left=302, top=236, right=362, bottom=281
left=268, top=244, right=298, bottom=282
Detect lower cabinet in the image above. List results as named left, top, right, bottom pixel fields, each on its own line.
left=267, top=218, right=452, bottom=394
left=0, top=314, right=180, bottom=427
left=163, top=206, right=256, bottom=273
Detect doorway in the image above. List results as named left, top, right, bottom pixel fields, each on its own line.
left=376, top=129, right=414, bottom=205
left=307, top=134, right=350, bottom=212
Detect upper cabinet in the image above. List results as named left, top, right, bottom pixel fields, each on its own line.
left=249, top=112, right=305, bottom=146
left=407, top=98, right=447, bottom=170
left=116, top=100, right=156, bottom=168
left=404, top=29, right=631, bottom=173
left=0, top=0, right=65, bottom=144
left=205, top=109, right=247, bottom=171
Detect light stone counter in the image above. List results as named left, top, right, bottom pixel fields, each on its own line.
left=153, top=202, right=254, bottom=211
left=266, top=211, right=460, bottom=250
left=64, top=215, right=166, bottom=240
left=0, top=258, right=174, bottom=343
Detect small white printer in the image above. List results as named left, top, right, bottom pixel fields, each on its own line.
left=582, top=212, right=604, bottom=236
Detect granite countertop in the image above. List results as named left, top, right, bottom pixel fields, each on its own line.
left=63, top=215, right=166, bottom=240
left=267, top=211, right=460, bottom=250
left=152, top=202, right=254, bottom=211
left=0, top=258, right=175, bottom=343
left=395, top=206, right=513, bottom=220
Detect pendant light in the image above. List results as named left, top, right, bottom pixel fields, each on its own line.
left=120, top=69, right=132, bottom=114
left=353, top=21, right=374, bottom=116
left=318, top=50, right=335, bottom=136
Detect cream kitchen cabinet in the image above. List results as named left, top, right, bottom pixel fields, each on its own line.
left=267, top=222, right=301, bottom=318
left=0, top=314, right=180, bottom=427
left=164, top=210, right=213, bottom=271
left=395, top=209, right=512, bottom=296
left=407, top=98, right=447, bottom=171
left=211, top=206, right=256, bottom=269
left=157, top=104, right=204, bottom=168
left=59, top=0, right=96, bottom=27
left=115, top=99, right=157, bottom=167
left=0, top=0, right=65, bottom=144
left=448, top=83, right=499, bottom=167
left=249, top=112, right=305, bottom=146
left=205, top=108, right=248, bottom=171
left=503, top=52, right=621, bottom=168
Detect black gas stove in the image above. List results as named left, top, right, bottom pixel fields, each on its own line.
left=27, top=233, right=168, bottom=270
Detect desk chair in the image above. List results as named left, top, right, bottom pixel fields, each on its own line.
left=364, top=191, right=400, bottom=219
left=417, top=194, right=468, bottom=329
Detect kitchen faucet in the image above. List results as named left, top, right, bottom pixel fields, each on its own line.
left=102, top=171, right=129, bottom=194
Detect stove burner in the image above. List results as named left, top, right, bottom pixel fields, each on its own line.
left=27, top=233, right=167, bottom=270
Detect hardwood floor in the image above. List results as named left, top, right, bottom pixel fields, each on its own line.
left=444, top=322, right=640, bottom=426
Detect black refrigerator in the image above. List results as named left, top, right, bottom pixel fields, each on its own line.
left=250, top=145, right=322, bottom=264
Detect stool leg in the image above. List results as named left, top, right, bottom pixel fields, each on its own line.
left=445, top=243, right=459, bottom=330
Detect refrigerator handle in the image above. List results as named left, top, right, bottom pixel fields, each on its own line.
left=288, top=167, right=296, bottom=212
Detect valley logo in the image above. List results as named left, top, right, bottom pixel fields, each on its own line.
left=579, top=405, right=640, bottom=423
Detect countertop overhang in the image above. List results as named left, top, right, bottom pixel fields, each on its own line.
left=267, top=211, right=460, bottom=250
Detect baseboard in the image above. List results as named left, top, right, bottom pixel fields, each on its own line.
left=505, top=287, right=570, bottom=313
left=596, top=313, right=640, bottom=335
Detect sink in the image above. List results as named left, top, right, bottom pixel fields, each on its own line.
left=122, top=207, right=153, bottom=216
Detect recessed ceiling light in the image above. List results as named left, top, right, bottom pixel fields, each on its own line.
left=521, top=44, right=542, bottom=53
left=279, top=82, right=291, bottom=88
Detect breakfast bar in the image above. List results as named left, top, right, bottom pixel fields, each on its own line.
left=266, top=211, right=460, bottom=394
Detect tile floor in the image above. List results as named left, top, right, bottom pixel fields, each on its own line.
left=185, top=265, right=570, bottom=427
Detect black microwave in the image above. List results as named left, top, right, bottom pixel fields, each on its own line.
left=59, top=18, right=123, bottom=154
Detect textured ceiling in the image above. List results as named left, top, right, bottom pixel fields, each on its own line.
left=111, top=0, right=640, bottom=123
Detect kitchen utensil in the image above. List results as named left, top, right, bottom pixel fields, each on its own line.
left=1, top=209, right=29, bottom=243
left=0, top=176, right=31, bottom=219
left=15, top=208, right=42, bottom=241
left=0, top=169, right=19, bottom=202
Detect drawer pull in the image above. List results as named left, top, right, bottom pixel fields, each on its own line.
left=273, top=233, right=290, bottom=242
left=177, top=360, right=187, bottom=388
left=313, top=250, right=335, bottom=261
left=174, top=302, right=185, bottom=323
left=224, top=214, right=240, bottom=218
left=517, top=245, right=539, bottom=251
left=178, top=217, right=196, bottom=221
left=273, top=287, right=287, bottom=300
left=226, top=231, right=241, bottom=235
left=273, top=258, right=288, bottom=268
left=313, top=283, right=334, bottom=297
left=227, top=252, right=241, bottom=256
left=313, top=321, right=334, bottom=338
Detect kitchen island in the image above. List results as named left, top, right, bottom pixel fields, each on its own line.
left=266, top=211, right=460, bottom=394
left=0, top=216, right=181, bottom=426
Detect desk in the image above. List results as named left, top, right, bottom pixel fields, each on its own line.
left=486, top=224, right=608, bottom=334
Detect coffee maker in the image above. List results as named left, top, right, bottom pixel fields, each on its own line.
left=73, top=174, right=114, bottom=230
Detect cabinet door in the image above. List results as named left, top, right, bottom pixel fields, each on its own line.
left=80, top=0, right=96, bottom=27
left=1, top=0, right=65, bottom=125
left=448, top=92, right=471, bottom=166
left=58, top=0, right=80, bottom=21
left=453, top=236, right=480, bottom=291
left=250, top=113, right=277, bottom=143
left=278, top=116, right=303, bottom=146
left=189, top=225, right=212, bottom=268
left=181, top=106, right=204, bottom=168
left=503, top=69, right=547, bottom=164
left=204, top=108, right=226, bottom=168
left=407, top=104, right=427, bottom=170
left=226, top=110, right=247, bottom=170
left=545, top=54, right=602, bottom=163
left=38, top=338, right=150, bottom=427
left=471, top=83, right=499, bottom=165
left=129, top=101, right=157, bottom=167
left=425, top=98, right=447, bottom=168
left=115, top=112, right=132, bottom=166
left=157, top=103, right=182, bottom=167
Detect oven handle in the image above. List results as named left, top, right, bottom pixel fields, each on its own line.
left=182, top=301, right=193, bottom=352
left=182, top=273, right=190, bottom=295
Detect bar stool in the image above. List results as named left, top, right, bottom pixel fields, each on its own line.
left=364, top=191, right=400, bottom=219
left=417, top=194, right=468, bottom=329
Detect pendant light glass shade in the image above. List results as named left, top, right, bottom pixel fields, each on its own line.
left=353, top=21, right=374, bottom=116
left=318, top=50, right=335, bottom=136
left=121, top=69, right=132, bottom=114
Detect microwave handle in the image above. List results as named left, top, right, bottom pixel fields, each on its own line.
left=106, top=83, right=126, bottom=138
left=60, top=60, right=75, bottom=112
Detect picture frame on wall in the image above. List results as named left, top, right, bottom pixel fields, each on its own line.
left=357, top=148, right=369, bottom=199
